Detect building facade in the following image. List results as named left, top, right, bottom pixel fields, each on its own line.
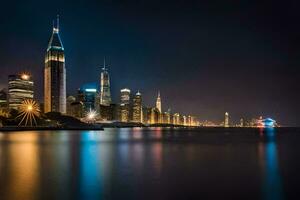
left=78, top=84, right=98, bottom=113
left=119, top=88, right=130, bottom=122
left=132, top=91, right=142, bottom=123
left=44, top=16, right=66, bottom=113
left=8, top=74, right=34, bottom=110
left=224, top=112, right=229, bottom=127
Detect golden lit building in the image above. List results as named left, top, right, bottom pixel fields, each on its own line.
left=8, top=74, right=34, bottom=110
left=119, top=88, right=130, bottom=122
left=44, top=16, right=66, bottom=113
left=173, top=113, right=180, bottom=125
left=162, top=111, right=171, bottom=124
left=224, top=112, right=229, bottom=127
left=132, top=91, right=142, bottom=123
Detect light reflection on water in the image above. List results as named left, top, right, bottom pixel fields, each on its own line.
left=258, top=128, right=284, bottom=200
left=0, top=128, right=293, bottom=199
left=79, top=131, right=103, bottom=199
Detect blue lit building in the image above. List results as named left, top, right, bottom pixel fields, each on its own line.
left=78, top=83, right=98, bottom=113
left=262, top=118, right=276, bottom=128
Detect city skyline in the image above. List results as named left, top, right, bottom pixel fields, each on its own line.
left=0, top=1, right=299, bottom=125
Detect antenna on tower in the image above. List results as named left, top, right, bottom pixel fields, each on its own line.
left=103, top=57, right=106, bottom=70
left=101, top=57, right=109, bottom=71
left=56, top=14, right=60, bottom=31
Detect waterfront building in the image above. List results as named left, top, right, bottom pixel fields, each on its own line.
left=110, top=103, right=119, bottom=121
left=77, top=83, right=98, bottom=112
left=99, top=104, right=113, bottom=121
left=100, top=58, right=112, bottom=106
left=173, top=113, right=180, bottom=125
left=8, top=73, right=34, bottom=110
left=187, top=115, right=196, bottom=126
left=224, top=112, right=229, bottom=127
left=119, top=88, right=131, bottom=122
left=69, top=101, right=84, bottom=118
left=44, top=16, right=66, bottom=113
left=240, top=118, right=244, bottom=127
left=132, top=91, right=142, bottom=123
left=156, top=91, right=162, bottom=113
left=183, top=115, right=187, bottom=126
left=162, top=111, right=171, bottom=124
left=0, top=89, right=8, bottom=108
left=142, top=107, right=151, bottom=124
left=150, top=107, right=160, bottom=124
left=66, top=95, right=76, bottom=116
left=120, top=104, right=130, bottom=122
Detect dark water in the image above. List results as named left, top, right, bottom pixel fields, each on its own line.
left=0, top=128, right=299, bottom=200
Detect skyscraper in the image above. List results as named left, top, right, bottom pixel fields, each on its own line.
left=120, top=88, right=130, bottom=122
left=120, top=88, right=130, bottom=105
left=132, top=91, right=142, bottom=123
left=8, top=73, right=34, bottom=110
left=44, top=16, right=66, bottom=113
left=100, top=58, right=112, bottom=106
left=156, top=91, right=161, bottom=113
left=224, top=112, right=229, bottom=127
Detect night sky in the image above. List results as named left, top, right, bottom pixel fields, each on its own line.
left=0, top=0, right=299, bottom=125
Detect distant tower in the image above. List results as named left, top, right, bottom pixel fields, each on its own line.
left=156, top=91, right=161, bottom=113
left=8, top=73, right=34, bottom=110
left=44, top=15, right=66, bottom=113
left=224, top=112, right=229, bottom=127
left=100, top=58, right=112, bottom=106
left=132, top=91, right=142, bottom=123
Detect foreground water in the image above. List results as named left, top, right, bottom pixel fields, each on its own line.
left=0, top=128, right=299, bottom=200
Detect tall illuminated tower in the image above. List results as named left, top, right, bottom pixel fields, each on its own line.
left=224, top=112, right=229, bottom=127
left=100, top=58, right=112, bottom=106
left=156, top=91, right=161, bottom=113
left=44, top=15, right=66, bottom=113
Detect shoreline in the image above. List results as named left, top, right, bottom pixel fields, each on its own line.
left=0, top=126, right=294, bottom=132
left=0, top=126, right=104, bottom=132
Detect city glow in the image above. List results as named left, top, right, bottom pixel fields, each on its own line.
left=17, top=99, right=40, bottom=126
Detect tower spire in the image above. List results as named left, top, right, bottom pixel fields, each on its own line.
left=56, top=14, right=60, bottom=32
left=102, top=57, right=108, bottom=71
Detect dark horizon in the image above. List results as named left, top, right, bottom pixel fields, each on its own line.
left=0, top=0, right=299, bottom=125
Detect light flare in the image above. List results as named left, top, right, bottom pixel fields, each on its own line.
left=17, top=99, right=40, bottom=126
